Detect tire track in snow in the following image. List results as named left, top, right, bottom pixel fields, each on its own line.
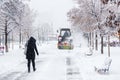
left=66, top=57, right=83, bottom=80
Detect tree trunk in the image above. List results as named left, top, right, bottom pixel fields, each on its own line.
left=89, top=32, right=92, bottom=47
left=12, top=31, right=14, bottom=49
left=95, top=32, right=98, bottom=50
left=38, top=29, right=40, bottom=44
left=108, top=35, right=110, bottom=57
left=87, top=33, right=89, bottom=47
left=92, top=32, right=94, bottom=50
left=101, top=35, right=104, bottom=54
left=19, top=30, right=22, bottom=48
left=118, top=29, right=120, bottom=43
left=5, top=20, right=8, bottom=52
left=119, top=35, right=120, bottom=44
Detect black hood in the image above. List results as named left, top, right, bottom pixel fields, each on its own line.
left=29, top=36, right=36, bottom=43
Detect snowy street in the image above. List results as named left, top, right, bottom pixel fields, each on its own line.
left=0, top=41, right=82, bottom=80
left=0, top=40, right=119, bottom=80
left=0, top=41, right=120, bottom=80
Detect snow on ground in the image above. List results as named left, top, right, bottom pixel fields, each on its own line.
left=0, top=40, right=120, bottom=80
left=77, top=47, right=120, bottom=80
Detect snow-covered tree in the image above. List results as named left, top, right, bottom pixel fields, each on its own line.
left=17, top=4, right=36, bottom=48
left=68, top=0, right=120, bottom=57
left=67, top=0, right=98, bottom=32
left=67, top=0, right=101, bottom=53
left=38, top=23, right=54, bottom=43
left=99, top=0, right=120, bottom=57
left=0, top=0, right=33, bottom=52
left=0, top=0, right=23, bottom=52
left=21, top=4, right=35, bottom=38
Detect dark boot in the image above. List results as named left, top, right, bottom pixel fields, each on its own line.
left=27, top=59, right=31, bottom=73
left=28, top=68, right=30, bottom=73
left=33, top=68, right=36, bottom=71
left=32, top=59, right=36, bottom=72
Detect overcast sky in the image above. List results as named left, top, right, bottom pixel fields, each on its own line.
left=29, top=0, right=75, bottom=31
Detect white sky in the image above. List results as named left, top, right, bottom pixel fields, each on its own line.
left=29, top=0, right=75, bottom=31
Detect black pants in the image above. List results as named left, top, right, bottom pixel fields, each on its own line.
left=27, top=59, right=35, bottom=72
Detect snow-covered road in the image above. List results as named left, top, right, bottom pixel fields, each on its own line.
left=0, top=41, right=82, bottom=80
left=0, top=41, right=120, bottom=80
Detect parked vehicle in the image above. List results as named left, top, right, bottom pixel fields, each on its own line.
left=57, top=28, right=74, bottom=49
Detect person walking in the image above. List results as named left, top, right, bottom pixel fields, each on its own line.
left=25, top=36, right=39, bottom=73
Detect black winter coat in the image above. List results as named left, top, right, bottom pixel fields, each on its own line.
left=26, top=37, right=39, bottom=59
